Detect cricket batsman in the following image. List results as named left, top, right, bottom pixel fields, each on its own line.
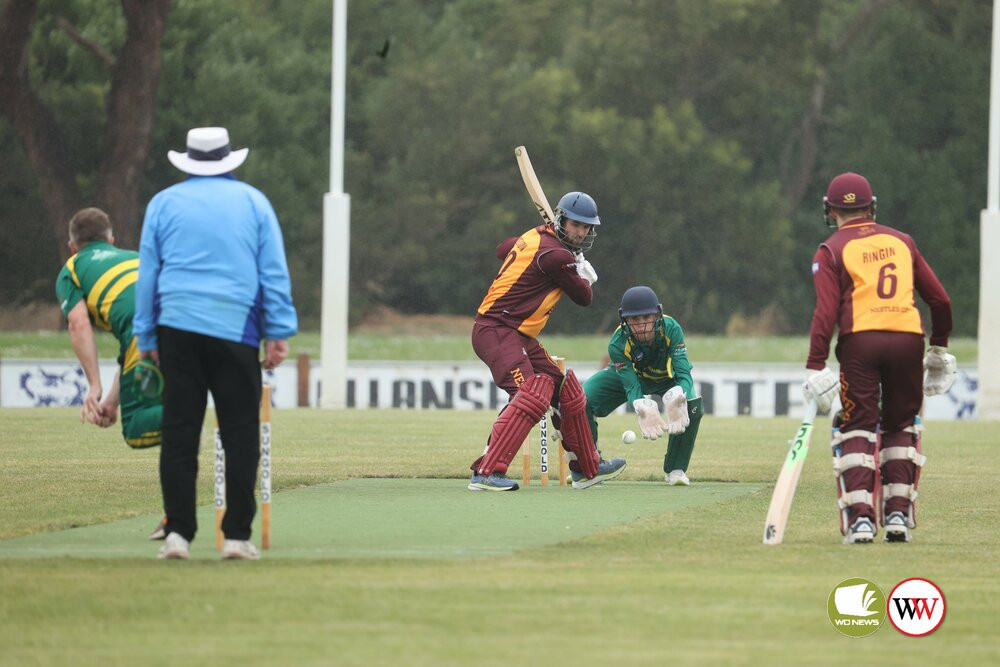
left=804, top=172, right=954, bottom=544
left=469, top=192, right=626, bottom=491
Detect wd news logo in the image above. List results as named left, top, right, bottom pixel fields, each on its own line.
left=827, top=578, right=886, bottom=637
left=887, top=578, right=946, bottom=637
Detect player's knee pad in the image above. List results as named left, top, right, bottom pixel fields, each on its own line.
left=879, top=423, right=925, bottom=528
left=477, top=373, right=554, bottom=475
left=555, top=369, right=599, bottom=478
left=831, top=429, right=878, bottom=535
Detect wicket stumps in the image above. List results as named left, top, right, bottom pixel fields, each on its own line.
left=214, top=384, right=273, bottom=550
left=521, top=357, right=570, bottom=487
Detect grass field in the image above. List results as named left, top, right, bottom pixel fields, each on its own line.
left=1, top=407, right=997, bottom=665
left=0, top=330, right=979, bottom=365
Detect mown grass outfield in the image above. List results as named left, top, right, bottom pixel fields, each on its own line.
left=0, top=405, right=997, bottom=665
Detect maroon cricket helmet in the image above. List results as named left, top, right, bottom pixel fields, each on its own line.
left=824, top=172, right=875, bottom=209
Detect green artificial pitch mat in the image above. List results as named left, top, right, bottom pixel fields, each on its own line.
left=0, top=479, right=763, bottom=560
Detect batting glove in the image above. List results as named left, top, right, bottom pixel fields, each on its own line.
left=923, top=346, right=957, bottom=396
left=802, top=366, right=839, bottom=413
left=576, top=257, right=598, bottom=285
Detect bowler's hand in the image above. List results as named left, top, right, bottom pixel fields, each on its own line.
left=263, top=340, right=289, bottom=370
left=82, top=386, right=103, bottom=425
left=93, top=399, right=119, bottom=428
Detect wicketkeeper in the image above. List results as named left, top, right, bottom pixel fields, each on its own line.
left=584, top=286, right=703, bottom=485
left=804, top=172, right=954, bottom=545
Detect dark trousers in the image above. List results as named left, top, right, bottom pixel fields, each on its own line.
left=836, top=331, right=923, bottom=433
left=158, top=326, right=261, bottom=542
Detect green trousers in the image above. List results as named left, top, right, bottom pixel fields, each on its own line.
left=583, top=367, right=702, bottom=473
left=120, top=364, right=163, bottom=448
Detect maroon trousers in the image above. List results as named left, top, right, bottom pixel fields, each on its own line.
left=836, top=331, right=924, bottom=521
left=471, top=319, right=564, bottom=397
left=469, top=319, right=564, bottom=473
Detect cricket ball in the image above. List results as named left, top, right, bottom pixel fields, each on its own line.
left=622, top=430, right=637, bottom=444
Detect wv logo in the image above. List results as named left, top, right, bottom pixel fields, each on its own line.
left=892, top=597, right=940, bottom=620
left=887, top=578, right=946, bottom=636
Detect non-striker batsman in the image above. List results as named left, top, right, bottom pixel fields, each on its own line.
left=805, top=172, right=954, bottom=544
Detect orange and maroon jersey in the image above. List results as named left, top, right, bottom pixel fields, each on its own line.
left=476, top=224, right=592, bottom=337
left=807, top=218, right=951, bottom=369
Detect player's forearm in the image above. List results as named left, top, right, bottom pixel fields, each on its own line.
left=673, top=371, right=695, bottom=399
left=105, top=370, right=121, bottom=406
left=914, top=256, right=952, bottom=346
left=68, top=320, right=101, bottom=388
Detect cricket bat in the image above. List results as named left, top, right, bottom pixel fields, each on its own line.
left=762, top=400, right=818, bottom=545
left=514, top=146, right=556, bottom=226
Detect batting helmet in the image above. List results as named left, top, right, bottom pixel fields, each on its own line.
left=556, top=192, right=601, bottom=225
left=823, top=172, right=877, bottom=228
left=825, top=172, right=874, bottom=209
left=554, top=191, right=600, bottom=253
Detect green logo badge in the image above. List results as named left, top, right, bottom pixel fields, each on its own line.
left=827, top=578, right=886, bottom=637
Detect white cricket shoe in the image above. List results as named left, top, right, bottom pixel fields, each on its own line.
left=884, top=511, right=911, bottom=543
left=665, top=469, right=690, bottom=486
left=844, top=517, right=876, bottom=544
left=222, top=539, right=261, bottom=561
left=157, top=532, right=190, bottom=560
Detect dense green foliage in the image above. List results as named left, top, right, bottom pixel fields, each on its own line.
left=0, top=0, right=990, bottom=335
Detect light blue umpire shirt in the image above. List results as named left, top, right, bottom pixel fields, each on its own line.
left=134, top=175, right=298, bottom=352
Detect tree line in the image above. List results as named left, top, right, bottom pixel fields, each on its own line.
left=0, top=0, right=990, bottom=336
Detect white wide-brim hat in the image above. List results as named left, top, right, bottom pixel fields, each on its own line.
left=167, top=127, right=249, bottom=176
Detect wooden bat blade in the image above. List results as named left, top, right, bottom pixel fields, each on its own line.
left=514, top=145, right=556, bottom=225
left=763, top=401, right=818, bottom=545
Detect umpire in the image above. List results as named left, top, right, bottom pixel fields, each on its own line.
left=134, top=127, right=297, bottom=561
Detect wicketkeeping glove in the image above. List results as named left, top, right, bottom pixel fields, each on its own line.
left=802, top=366, right=839, bottom=413
left=633, top=397, right=667, bottom=440
left=663, top=386, right=690, bottom=435
left=923, top=345, right=957, bottom=396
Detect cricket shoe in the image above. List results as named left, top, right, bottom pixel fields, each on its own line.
left=157, top=532, right=190, bottom=560
left=468, top=473, right=519, bottom=491
left=844, top=517, right=876, bottom=545
left=570, top=457, right=626, bottom=490
left=148, top=515, right=167, bottom=540
left=883, top=511, right=911, bottom=543
left=664, top=469, right=690, bottom=486
left=222, top=540, right=261, bottom=561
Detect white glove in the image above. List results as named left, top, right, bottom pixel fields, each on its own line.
left=802, top=366, right=839, bottom=413
left=663, top=386, right=690, bottom=435
left=575, top=254, right=598, bottom=285
left=923, top=345, right=957, bottom=396
left=633, top=397, right=667, bottom=440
